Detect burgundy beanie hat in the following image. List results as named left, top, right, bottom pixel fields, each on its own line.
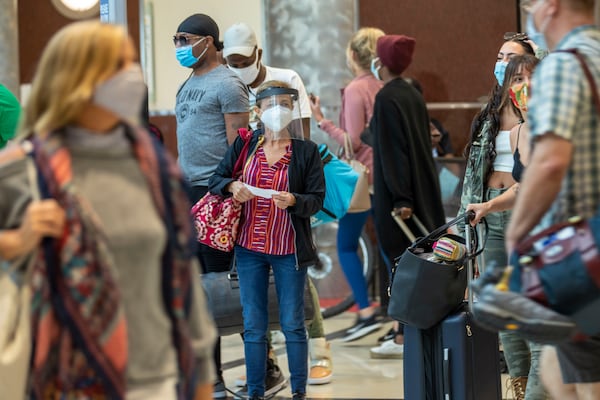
left=376, top=34, right=416, bottom=75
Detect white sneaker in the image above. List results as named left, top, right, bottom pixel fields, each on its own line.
left=369, top=339, right=404, bottom=359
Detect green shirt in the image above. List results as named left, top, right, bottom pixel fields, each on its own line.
left=0, top=84, right=21, bottom=149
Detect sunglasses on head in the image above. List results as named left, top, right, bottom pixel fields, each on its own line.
left=172, top=34, right=201, bottom=46
left=504, top=32, right=529, bottom=42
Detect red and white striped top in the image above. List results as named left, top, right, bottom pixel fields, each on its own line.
left=238, top=144, right=296, bottom=255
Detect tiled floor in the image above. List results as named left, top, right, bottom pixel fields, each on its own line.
left=220, top=311, right=516, bottom=400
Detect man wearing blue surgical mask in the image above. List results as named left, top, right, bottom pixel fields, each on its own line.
left=173, top=13, right=249, bottom=400
left=507, top=0, right=600, bottom=398
left=222, top=23, right=312, bottom=139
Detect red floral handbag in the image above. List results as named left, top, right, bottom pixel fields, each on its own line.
left=191, top=194, right=241, bottom=252
left=191, top=129, right=253, bottom=252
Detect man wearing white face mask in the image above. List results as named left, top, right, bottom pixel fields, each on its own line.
left=506, top=0, right=600, bottom=398
left=223, top=23, right=312, bottom=138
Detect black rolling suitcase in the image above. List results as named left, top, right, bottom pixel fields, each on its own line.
left=400, top=214, right=501, bottom=400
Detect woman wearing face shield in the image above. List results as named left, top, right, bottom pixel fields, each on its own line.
left=208, top=81, right=325, bottom=400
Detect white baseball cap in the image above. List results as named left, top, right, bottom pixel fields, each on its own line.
left=223, top=23, right=257, bottom=58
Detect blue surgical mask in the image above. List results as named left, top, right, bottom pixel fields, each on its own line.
left=371, top=57, right=382, bottom=81
left=526, top=1, right=549, bottom=52
left=494, top=61, right=508, bottom=86
left=175, top=37, right=207, bottom=68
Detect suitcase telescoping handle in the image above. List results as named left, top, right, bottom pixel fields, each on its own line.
left=392, top=210, right=485, bottom=253
left=464, top=210, right=477, bottom=307
left=390, top=211, right=429, bottom=242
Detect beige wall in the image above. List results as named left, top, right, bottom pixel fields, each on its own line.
left=148, top=0, right=262, bottom=112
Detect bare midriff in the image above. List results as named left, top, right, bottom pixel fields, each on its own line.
left=487, top=170, right=516, bottom=189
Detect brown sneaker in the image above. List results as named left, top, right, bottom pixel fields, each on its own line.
left=471, top=285, right=577, bottom=344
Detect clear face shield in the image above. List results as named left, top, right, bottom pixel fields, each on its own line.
left=254, top=86, right=304, bottom=140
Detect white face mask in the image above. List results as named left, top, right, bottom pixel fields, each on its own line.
left=229, top=55, right=260, bottom=85
left=260, top=105, right=294, bottom=133
left=93, top=63, right=147, bottom=124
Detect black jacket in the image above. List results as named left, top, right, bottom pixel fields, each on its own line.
left=370, top=78, right=446, bottom=259
left=209, top=131, right=325, bottom=267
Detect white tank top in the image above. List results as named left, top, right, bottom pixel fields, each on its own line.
left=493, top=130, right=513, bottom=173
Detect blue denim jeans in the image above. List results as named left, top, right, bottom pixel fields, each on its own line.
left=235, top=246, right=308, bottom=396
left=337, top=209, right=371, bottom=309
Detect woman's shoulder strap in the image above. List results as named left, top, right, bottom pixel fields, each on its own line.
left=514, top=123, right=523, bottom=150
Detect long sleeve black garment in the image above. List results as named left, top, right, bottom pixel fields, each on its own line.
left=209, top=130, right=325, bottom=267
left=370, top=78, right=446, bottom=260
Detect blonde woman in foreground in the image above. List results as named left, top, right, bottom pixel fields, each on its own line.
left=0, top=21, right=216, bottom=400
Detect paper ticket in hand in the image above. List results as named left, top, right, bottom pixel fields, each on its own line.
left=244, top=183, right=279, bottom=199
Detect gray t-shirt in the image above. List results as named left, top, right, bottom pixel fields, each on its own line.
left=175, top=65, right=248, bottom=186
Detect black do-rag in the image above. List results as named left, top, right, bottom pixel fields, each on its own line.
left=176, top=13, right=223, bottom=51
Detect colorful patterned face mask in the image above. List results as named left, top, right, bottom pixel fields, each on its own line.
left=509, top=82, right=529, bottom=112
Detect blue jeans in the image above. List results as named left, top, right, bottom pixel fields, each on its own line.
left=337, top=210, right=371, bottom=309
left=235, top=246, right=308, bottom=396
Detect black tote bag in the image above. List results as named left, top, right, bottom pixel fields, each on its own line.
left=388, top=212, right=486, bottom=329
